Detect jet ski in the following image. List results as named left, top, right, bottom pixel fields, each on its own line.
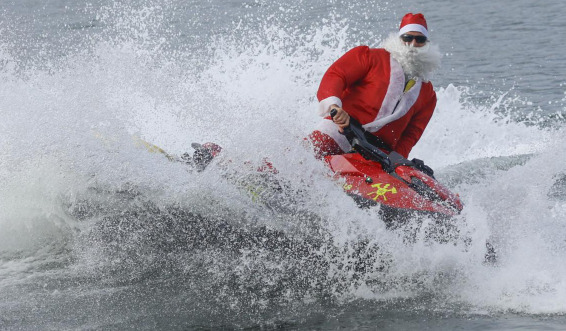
left=137, top=112, right=462, bottom=225
left=177, top=116, right=462, bottom=214
left=325, top=109, right=463, bottom=225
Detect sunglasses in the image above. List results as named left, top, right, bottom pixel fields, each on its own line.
left=400, top=34, right=428, bottom=44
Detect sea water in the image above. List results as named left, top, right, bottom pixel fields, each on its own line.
left=1, top=0, right=566, bottom=329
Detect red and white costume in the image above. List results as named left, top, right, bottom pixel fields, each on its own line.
left=309, top=13, right=437, bottom=159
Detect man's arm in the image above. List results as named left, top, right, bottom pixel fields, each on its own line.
left=317, top=45, right=372, bottom=116
left=394, top=93, right=436, bottom=158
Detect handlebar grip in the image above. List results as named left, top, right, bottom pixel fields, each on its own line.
left=330, top=108, right=338, bottom=118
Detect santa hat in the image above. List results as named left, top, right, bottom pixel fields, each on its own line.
left=398, top=13, right=429, bottom=38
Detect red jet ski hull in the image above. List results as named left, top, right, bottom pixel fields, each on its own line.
left=325, top=153, right=463, bottom=217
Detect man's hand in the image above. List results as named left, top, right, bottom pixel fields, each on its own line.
left=330, top=104, right=350, bottom=132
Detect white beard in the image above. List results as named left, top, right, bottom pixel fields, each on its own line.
left=381, top=33, right=442, bottom=82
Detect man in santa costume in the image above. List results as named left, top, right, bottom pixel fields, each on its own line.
left=309, top=12, right=442, bottom=159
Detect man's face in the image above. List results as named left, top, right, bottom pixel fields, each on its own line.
left=399, top=32, right=427, bottom=48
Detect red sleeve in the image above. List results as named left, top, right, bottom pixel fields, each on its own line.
left=317, top=46, right=372, bottom=102
left=394, top=91, right=436, bottom=158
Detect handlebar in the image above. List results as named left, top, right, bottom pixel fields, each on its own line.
left=330, top=108, right=394, bottom=173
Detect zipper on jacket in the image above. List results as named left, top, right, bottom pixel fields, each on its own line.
left=391, top=78, right=416, bottom=114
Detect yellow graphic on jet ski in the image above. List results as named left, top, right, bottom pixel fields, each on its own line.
left=367, top=183, right=397, bottom=201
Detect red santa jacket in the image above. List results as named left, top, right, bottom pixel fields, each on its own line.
left=317, top=45, right=437, bottom=158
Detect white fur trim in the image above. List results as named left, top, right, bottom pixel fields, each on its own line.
left=373, top=57, right=405, bottom=122
left=315, top=118, right=351, bottom=152
left=398, top=24, right=428, bottom=38
left=362, top=57, right=421, bottom=132
left=318, top=96, right=342, bottom=116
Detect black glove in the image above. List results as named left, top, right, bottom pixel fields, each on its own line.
left=191, top=143, right=215, bottom=172
left=189, top=142, right=223, bottom=172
